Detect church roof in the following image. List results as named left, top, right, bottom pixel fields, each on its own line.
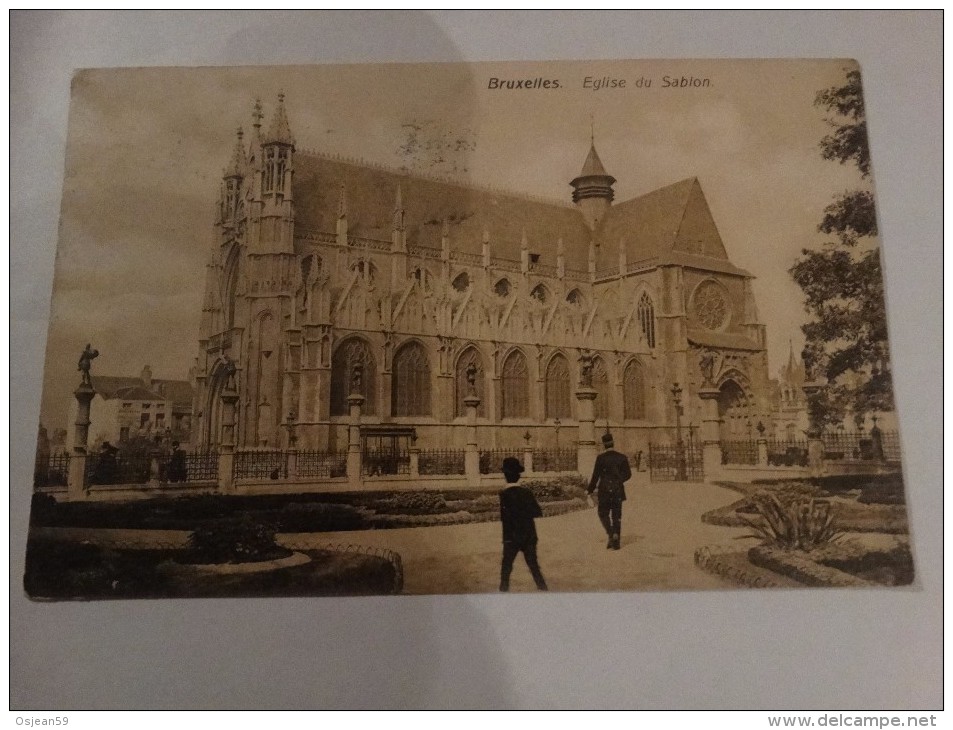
left=292, top=150, right=749, bottom=279
left=687, top=330, right=762, bottom=352
left=593, top=177, right=749, bottom=276
left=293, top=153, right=594, bottom=271
left=264, top=93, right=294, bottom=146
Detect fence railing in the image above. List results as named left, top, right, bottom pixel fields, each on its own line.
left=182, top=450, right=219, bottom=483
left=234, top=450, right=288, bottom=480
left=532, top=447, right=576, bottom=472
left=479, top=449, right=522, bottom=475
left=822, top=430, right=900, bottom=462
left=721, top=440, right=758, bottom=466
left=647, top=442, right=704, bottom=482
left=363, top=448, right=410, bottom=476
left=34, top=452, right=70, bottom=488
left=765, top=438, right=808, bottom=467
left=418, top=449, right=466, bottom=475
left=297, top=450, right=347, bottom=479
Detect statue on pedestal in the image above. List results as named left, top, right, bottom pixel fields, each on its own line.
left=77, top=343, right=99, bottom=386
left=578, top=351, right=594, bottom=388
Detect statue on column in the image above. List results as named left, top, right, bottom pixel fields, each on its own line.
left=221, top=354, right=237, bottom=389
left=466, top=362, right=478, bottom=396
left=77, top=343, right=99, bottom=386
left=578, top=351, right=594, bottom=387
left=351, top=363, right=364, bottom=395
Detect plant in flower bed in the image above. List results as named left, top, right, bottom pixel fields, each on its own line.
left=738, top=493, right=843, bottom=552
left=181, top=515, right=293, bottom=564
left=524, top=475, right=588, bottom=502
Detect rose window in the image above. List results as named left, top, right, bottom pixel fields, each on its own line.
left=693, top=281, right=730, bottom=330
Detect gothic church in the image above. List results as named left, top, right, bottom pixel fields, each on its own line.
left=195, top=95, right=771, bottom=454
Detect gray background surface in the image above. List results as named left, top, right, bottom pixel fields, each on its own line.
left=10, top=10, right=942, bottom=710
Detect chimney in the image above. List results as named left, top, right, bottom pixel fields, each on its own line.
left=141, top=365, right=153, bottom=388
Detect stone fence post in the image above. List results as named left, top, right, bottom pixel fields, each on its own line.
left=217, top=384, right=239, bottom=492
left=347, top=393, right=364, bottom=487
left=67, top=383, right=96, bottom=501
left=464, top=393, right=481, bottom=487
left=697, top=387, right=722, bottom=481
left=575, top=386, right=597, bottom=478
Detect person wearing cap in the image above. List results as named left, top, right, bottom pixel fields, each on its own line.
left=586, top=432, right=632, bottom=550
left=498, top=456, right=548, bottom=592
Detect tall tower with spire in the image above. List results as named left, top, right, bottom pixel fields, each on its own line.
left=569, top=135, right=616, bottom=230
left=251, top=91, right=295, bottom=255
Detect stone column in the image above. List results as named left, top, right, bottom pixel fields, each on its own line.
left=464, top=393, right=481, bottom=487
left=409, top=447, right=420, bottom=478
left=218, top=384, right=239, bottom=492
left=697, top=387, right=722, bottom=481
left=522, top=446, right=534, bottom=474
left=347, top=393, right=364, bottom=487
left=67, top=383, right=96, bottom=501
left=575, top=386, right=598, bottom=478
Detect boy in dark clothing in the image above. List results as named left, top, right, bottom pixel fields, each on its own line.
left=498, top=457, right=548, bottom=592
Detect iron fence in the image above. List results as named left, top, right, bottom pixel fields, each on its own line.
left=234, top=450, right=288, bottom=480
left=183, top=450, right=219, bottom=483
left=87, top=453, right=154, bottom=485
left=362, top=448, right=410, bottom=476
left=532, top=447, right=576, bottom=473
left=721, top=440, right=758, bottom=466
left=479, top=449, right=522, bottom=475
left=765, top=438, right=808, bottom=467
left=297, top=450, right=347, bottom=479
left=647, top=442, right=704, bottom=482
left=822, top=430, right=900, bottom=462
left=34, top=452, right=70, bottom=488
left=418, top=449, right=466, bottom=475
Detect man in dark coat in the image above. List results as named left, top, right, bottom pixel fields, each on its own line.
left=498, top=457, right=548, bottom=592
left=587, top=432, right=632, bottom=550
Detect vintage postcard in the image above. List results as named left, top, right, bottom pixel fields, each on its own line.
left=25, top=59, right=911, bottom=599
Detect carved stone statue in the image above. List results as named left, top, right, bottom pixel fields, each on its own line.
left=77, top=343, right=99, bottom=386
left=466, top=362, right=478, bottom=394
left=699, top=348, right=718, bottom=387
left=351, top=363, right=364, bottom=394
left=578, top=351, right=594, bottom=387
left=221, top=354, right=237, bottom=389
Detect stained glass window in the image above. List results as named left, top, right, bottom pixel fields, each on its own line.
left=545, top=354, right=572, bottom=419
left=638, top=293, right=656, bottom=348
left=392, top=342, right=432, bottom=416
left=501, top=350, right=529, bottom=419
left=623, top=360, right=646, bottom=420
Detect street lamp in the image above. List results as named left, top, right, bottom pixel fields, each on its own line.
left=671, top=382, right=686, bottom=480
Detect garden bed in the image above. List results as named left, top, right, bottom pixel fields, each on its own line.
left=24, top=538, right=400, bottom=599
left=29, top=476, right=589, bottom=535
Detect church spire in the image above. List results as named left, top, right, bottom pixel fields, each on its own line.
left=570, top=133, right=616, bottom=230
left=264, top=91, right=294, bottom=146
left=225, top=126, right=246, bottom=178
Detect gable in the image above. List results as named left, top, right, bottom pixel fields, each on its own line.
left=671, top=180, right=728, bottom=259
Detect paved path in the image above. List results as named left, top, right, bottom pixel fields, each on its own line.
left=284, top=476, right=755, bottom=594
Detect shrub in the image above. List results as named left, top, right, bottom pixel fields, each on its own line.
left=184, top=515, right=292, bottom=564
left=739, top=493, right=843, bottom=552
left=523, top=475, right=588, bottom=502
left=371, top=492, right=449, bottom=515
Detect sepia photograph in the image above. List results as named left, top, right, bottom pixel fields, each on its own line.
left=25, top=58, right=913, bottom=600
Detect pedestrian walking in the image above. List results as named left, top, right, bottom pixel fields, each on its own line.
left=586, top=432, right=632, bottom=550
left=498, top=457, right=548, bottom=592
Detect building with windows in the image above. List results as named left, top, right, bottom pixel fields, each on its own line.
left=194, top=95, right=772, bottom=454
left=66, top=365, right=194, bottom=448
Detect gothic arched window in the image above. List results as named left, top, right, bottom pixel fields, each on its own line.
left=531, top=284, right=549, bottom=303
left=566, top=288, right=585, bottom=306
left=545, top=354, right=572, bottom=420
left=455, top=347, right=486, bottom=417
left=392, top=342, right=432, bottom=417
left=623, top=360, right=646, bottom=420
left=638, top=293, right=656, bottom=348
left=452, top=272, right=470, bottom=292
left=330, top=337, right=377, bottom=416
left=501, top=350, right=529, bottom=419
left=263, top=147, right=276, bottom=192
left=494, top=278, right=511, bottom=297
left=592, top=356, right=610, bottom=421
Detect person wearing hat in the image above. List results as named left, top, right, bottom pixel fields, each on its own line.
left=587, top=432, right=632, bottom=550
left=498, top=456, right=548, bottom=592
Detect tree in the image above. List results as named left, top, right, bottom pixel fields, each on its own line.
left=790, top=69, right=892, bottom=427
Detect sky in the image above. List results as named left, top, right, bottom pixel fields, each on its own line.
left=40, top=58, right=873, bottom=430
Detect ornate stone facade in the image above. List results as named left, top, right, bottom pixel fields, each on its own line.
left=195, top=96, right=772, bottom=453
